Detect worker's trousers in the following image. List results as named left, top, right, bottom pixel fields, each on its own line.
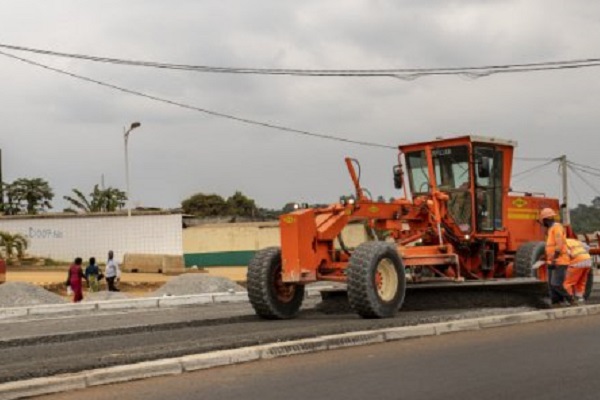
left=563, top=267, right=590, bottom=297
left=548, top=265, right=571, bottom=304
left=106, top=276, right=119, bottom=292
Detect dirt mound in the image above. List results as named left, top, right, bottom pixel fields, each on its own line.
left=151, top=274, right=244, bottom=297
left=0, top=282, right=67, bottom=307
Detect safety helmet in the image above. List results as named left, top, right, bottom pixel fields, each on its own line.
left=539, top=208, right=557, bottom=221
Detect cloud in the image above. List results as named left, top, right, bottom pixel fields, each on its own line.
left=0, top=0, right=599, bottom=212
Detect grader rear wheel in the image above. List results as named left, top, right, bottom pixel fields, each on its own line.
left=347, top=242, right=406, bottom=319
left=247, top=247, right=305, bottom=319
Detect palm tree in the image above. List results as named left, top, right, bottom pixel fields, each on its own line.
left=0, top=231, right=29, bottom=262
left=4, top=178, right=54, bottom=215
left=2, top=182, right=21, bottom=215
left=101, top=187, right=127, bottom=212
left=64, top=184, right=128, bottom=213
left=63, top=188, right=94, bottom=212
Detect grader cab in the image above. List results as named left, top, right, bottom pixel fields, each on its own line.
left=247, top=135, right=561, bottom=319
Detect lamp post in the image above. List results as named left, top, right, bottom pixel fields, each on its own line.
left=124, top=122, right=141, bottom=217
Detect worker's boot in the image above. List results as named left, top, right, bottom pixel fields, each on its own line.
left=576, top=296, right=585, bottom=305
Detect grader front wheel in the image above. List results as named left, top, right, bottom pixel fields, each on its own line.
left=247, top=247, right=305, bottom=319
left=515, top=241, right=546, bottom=278
left=347, top=242, right=406, bottom=318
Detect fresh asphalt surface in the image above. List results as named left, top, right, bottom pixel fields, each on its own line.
left=0, top=283, right=557, bottom=384
left=38, top=313, right=600, bottom=400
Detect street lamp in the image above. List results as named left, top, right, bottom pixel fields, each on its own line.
left=124, top=122, right=141, bottom=217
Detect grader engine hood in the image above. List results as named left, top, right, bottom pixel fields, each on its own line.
left=279, top=209, right=319, bottom=282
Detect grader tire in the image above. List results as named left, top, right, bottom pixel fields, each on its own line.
left=347, top=242, right=406, bottom=319
left=247, top=247, right=305, bottom=320
left=515, top=241, right=546, bottom=278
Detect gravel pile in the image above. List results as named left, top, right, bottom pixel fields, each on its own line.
left=83, top=291, right=131, bottom=302
left=0, top=282, right=67, bottom=307
left=151, top=274, right=244, bottom=297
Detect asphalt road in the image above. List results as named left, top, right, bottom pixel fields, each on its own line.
left=37, top=312, right=600, bottom=400
left=0, top=285, right=549, bottom=383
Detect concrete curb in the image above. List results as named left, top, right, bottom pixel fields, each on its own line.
left=2, top=304, right=599, bottom=399
left=0, top=287, right=331, bottom=321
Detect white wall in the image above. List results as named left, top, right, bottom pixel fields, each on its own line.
left=0, top=214, right=183, bottom=263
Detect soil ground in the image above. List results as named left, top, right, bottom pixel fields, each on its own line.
left=5, top=266, right=249, bottom=298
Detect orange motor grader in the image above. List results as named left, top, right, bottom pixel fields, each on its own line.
left=247, top=135, right=563, bottom=319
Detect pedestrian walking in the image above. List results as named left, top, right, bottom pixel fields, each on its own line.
left=540, top=208, right=574, bottom=307
left=67, top=257, right=88, bottom=303
left=85, top=257, right=103, bottom=292
left=563, top=238, right=593, bottom=304
left=105, top=250, right=121, bottom=292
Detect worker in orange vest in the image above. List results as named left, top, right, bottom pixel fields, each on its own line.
left=540, top=208, right=574, bottom=306
left=563, top=238, right=592, bottom=304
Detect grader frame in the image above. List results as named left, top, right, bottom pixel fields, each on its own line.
left=247, top=135, right=561, bottom=319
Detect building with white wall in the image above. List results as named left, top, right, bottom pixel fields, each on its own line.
left=0, top=212, right=183, bottom=263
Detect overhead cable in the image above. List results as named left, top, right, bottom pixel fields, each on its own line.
left=568, top=165, right=600, bottom=197
left=567, top=174, right=583, bottom=204
left=512, top=159, right=559, bottom=178
left=567, top=160, right=600, bottom=174
left=568, top=163, right=600, bottom=179
left=0, top=50, right=395, bottom=150
left=514, top=156, right=556, bottom=161
left=2, top=43, right=600, bottom=80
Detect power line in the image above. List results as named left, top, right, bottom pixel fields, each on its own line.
left=568, top=165, right=600, bottom=198
left=568, top=163, right=600, bottom=179
left=514, top=156, right=556, bottom=161
left=577, top=169, right=600, bottom=179
left=2, top=43, right=600, bottom=80
left=0, top=50, right=395, bottom=150
left=568, top=174, right=583, bottom=205
left=567, top=160, right=600, bottom=174
left=512, top=159, right=559, bottom=179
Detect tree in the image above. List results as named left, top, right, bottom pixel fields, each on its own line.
left=571, top=201, right=600, bottom=234
left=592, top=196, right=600, bottom=209
left=2, top=183, right=21, bottom=216
left=227, top=191, right=258, bottom=217
left=181, top=193, right=229, bottom=217
left=64, top=185, right=127, bottom=213
left=0, top=231, right=28, bottom=263
left=4, top=178, right=54, bottom=215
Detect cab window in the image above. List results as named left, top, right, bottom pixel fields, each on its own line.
left=474, top=146, right=504, bottom=231
left=406, top=151, right=430, bottom=194
left=432, top=146, right=472, bottom=233
left=432, top=146, right=470, bottom=191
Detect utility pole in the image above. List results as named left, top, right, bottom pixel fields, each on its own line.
left=559, top=155, right=570, bottom=226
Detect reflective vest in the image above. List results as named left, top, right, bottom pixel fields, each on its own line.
left=545, top=223, right=570, bottom=265
left=566, top=238, right=592, bottom=267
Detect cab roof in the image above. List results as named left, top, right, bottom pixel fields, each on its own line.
left=398, top=135, right=518, bottom=151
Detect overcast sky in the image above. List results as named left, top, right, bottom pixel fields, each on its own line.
left=1, top=0, right=600, bottom=211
